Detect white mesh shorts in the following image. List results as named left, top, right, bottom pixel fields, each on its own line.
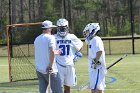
left=89, top=68, right=106, bottom=90
left=57, top=64, right=77, bottom=87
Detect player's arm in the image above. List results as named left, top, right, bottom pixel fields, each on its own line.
left=49, top=47, right=61, bottom=71
left=73, top=45, right=83, bottom=62
left=50, top=47, right=55, bottom=66
left=94, top=38, right=103, bottom=64
left=91, top=51, right=102, bottom=69
left=48, top=47, right=55, bottom=73
left=47, top=35, right=61, bottom=73
left=95, top=51, right=102, bottom=63
left=72, top=35, right=83, bottom=62
left=92, top=39, right=103, bottom=69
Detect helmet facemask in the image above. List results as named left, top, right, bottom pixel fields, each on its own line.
left=57, top=26, right=69, bottom=37
left=83, top=29, right=96, bottom=41
left=83, top=30, right=89, bottom=38
left=83, top=23, right=100, bottom=42
left=56, top=18, right=69, bottom=37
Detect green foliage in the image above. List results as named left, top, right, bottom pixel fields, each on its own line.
left=73, top=0, right=85, bottom=10
left=0, top=17, right=8, bottom=24
left=23, top=26, right=42, bottom=43
left=83, top=1, right=96, bottom=11
left=106, top=20, right=131, bottom=36
left=0, top=38, right=6, bottom=44
left=0, top=17, right=9, bottom=42
left=45, top=0, right=59, bottom=20
left=73, top=16, right=97, bottom=38
left=73, top=17, right=86, bottom=38
left=36, top=0, right=60, bottom=23
left=107, top=24, right=117, bottom=36
left=123, top=20, right=131, bottom=35
left=1, top=0, right=140, bottom=39
left=135, top=22, right=140, bottom=35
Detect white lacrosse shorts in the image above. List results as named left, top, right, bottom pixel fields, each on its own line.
left=89, top=68, right=106, bottom=90
left=57, top=64, right=77, bottom=87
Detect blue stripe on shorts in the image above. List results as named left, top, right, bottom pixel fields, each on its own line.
left=94, top=69, right=99, bottom=89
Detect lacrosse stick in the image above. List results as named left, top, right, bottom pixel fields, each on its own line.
left=47, top=73, right=51, bottom=93
left=107, top=54, right=127, bottom=70
left=78, top=54, right=127, bottom=91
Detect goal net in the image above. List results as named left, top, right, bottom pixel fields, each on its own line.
left=6, top=22, right=88, bottom=82
left=6, top=22, right=42, bottom=82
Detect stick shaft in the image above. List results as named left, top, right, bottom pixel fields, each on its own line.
left=78, top=54, right=127, bottom=91
left=48, top=73, right=51, bottom=93
left=107, top=54, right=127, bottom=70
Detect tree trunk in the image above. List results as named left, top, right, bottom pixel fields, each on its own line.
left=32, top=0, right=36, bottom=22
left=67, top=0, right=73, bottom=33
left=11, top=0, right=16, bottom=24
left=38, top=0, right=46, bottom=19
left=20, top=0, right=24, bottom=23
left=28, top=0, right=31, bottom=22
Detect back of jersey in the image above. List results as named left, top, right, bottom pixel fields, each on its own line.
left=34, top=34, right=57, bottom=74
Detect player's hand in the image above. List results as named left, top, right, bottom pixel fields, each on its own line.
left=91, top=59, right=101, bottom=69
left=73, top=51, right=83, bottom=62
left=54, top=49, right=62, bottom=55
left=47, top=66, right=53, bottom=74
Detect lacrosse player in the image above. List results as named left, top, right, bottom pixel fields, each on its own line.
left=34, top=20, right=63, bottom=93
left=54, top=18, right=83, bottom=93
left=83, top=23, right=107, bottom=93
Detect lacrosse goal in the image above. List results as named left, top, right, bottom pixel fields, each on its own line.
left=6, top=22, right=42, bottom=82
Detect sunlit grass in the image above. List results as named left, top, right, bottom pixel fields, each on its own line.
left=0, top=54, right=140, bottom=93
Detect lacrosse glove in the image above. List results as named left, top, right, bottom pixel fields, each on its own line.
left=91, top=59, right=101, bottom=69
left=73, top=51, right=83, bottom=62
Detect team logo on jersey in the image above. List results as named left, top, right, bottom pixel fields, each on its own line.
left=57, top=40, right=71, bottom=44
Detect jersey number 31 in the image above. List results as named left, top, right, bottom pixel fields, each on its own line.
left=59, top=45, right=70, bottom=56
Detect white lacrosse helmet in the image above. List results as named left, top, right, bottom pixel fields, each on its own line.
left=56, top=18, right=69, bottom=37
left=83, top=23, right=100, bottom=41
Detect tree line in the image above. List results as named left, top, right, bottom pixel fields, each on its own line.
left=0, top=0, right=140, bottom=43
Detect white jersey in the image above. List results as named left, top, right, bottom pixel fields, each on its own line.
left=88, top=36, right=106, bottom=73
left=34, top=33, right=58, bottom=74
left=54, top=34, right=83, bottom=66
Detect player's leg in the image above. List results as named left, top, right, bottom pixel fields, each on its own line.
left=36, top=71, right=48, bottom=93
left=98, top=90, right=104, bottom=93
left=91, top=89, right=104, bottom=93
left=89, top=68, right=105, bottom=93
left=64, top=65, right=77, bottom=93
left=64, top=85, right=70, bottom=93
left=91, top=89, right=99, bottom=93
left=56, top=63, right=66, bottom=92
left=50, top=72, right=63, bottom=93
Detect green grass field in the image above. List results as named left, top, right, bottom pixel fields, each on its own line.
left=0, top=54, right=140, bottom=93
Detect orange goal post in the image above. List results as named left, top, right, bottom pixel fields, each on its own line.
left=6, top=22, right=42, bottom=82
